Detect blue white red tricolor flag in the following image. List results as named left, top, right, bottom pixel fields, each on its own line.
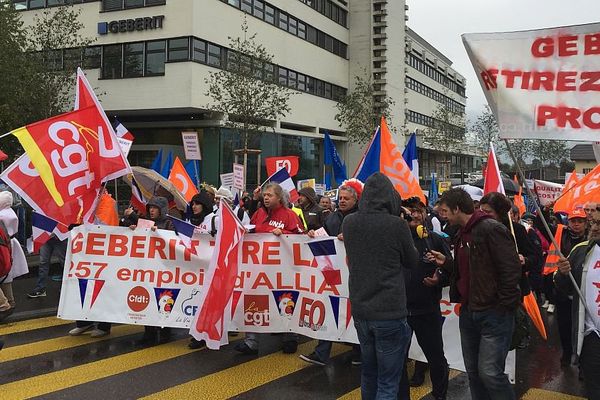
left=190, top=200, right=246, bottom=349
left=264, top=167, right=299, bottom=203
left=167, top=215, right=198, bottom=250
left=31, top=211, right=69, bottom=253
left=307, top=238, right=341, bottom=286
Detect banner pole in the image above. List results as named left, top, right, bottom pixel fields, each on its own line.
left=504, top=139, right=593, bottom=319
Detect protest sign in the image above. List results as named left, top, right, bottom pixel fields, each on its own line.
left=534, top=179, right=564, bottom=206
left=233, top=164, right=245, bottom=191
left=181, top=131, right=202, bottom=160
left=463, top=23, right=600, bottom=141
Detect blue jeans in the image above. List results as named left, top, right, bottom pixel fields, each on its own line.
left=459, top=307, right=515, bottom=400
left=354, top=318, right=412, bottom=400
left=34, top=237, right=68, bottom=292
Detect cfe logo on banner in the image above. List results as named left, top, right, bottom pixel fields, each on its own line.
left=463, top=23, right=600, bottom=141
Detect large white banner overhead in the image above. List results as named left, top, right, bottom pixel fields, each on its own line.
left=463, top=23, right=600, bottom=141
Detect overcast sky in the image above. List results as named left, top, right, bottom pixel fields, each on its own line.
left=406, top=0, right=600, bottom=121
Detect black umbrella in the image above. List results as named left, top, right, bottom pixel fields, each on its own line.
left=471, top=177, right=520, bottom=195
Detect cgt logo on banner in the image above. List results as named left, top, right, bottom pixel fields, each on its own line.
left=244, top=295, right=270, bottom=327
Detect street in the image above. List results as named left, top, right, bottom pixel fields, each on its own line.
left=0, top=271, right=588, bottom=400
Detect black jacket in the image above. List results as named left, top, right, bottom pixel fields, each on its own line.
left=298, top=187, right=326, bottom=231
left=323, top=205, right=358, bottom=236
left=342, top=173, right=417, bottom=321
left=405, top=228, right=452, bottom=315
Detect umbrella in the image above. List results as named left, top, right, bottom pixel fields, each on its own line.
left=471, top=177, right=520, bottom=195
left=523, top=292, right=547, bottom=340
left=122, top=166, right=188, bottom=211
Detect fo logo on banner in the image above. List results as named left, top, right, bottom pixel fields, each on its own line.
left=244, top=294, right=270, bottom=326
left=128, top=286, right=150, bottom=312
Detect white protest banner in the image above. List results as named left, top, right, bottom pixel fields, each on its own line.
left=534, top=179, right=564, bottom=206
left=233, top=163, right=245, bottom=191
left=463, top=23, right=600, bottom=141
left=220, top=172, right=234, bottom=189
left=181, top=131, right=202, bottom=160
left=57, top=226, right=515, bottom=379
left=314, top=183, right=326, bottom=196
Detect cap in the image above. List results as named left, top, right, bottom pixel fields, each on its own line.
left=215, top=186, right=234, bottom=202
left=568, top=208, right=587, bottom=220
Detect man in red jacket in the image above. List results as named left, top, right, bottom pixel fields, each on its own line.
left=236, top=183, right=303, bottom=355
left=250, top=183, right=304, bottom=235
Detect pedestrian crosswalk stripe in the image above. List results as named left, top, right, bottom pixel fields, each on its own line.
left=140, top=341, right=349, bottom=400
left=0, top=338, right=200, bottom=400
left=521, top=388, right=585, bottom=399
left=0, top=316, right=71, bottom=335
left=0, top=325, right=142, bottom=362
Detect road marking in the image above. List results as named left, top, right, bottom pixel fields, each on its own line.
left=521, top=388, right=585, bottom=399
left=0, top=325, right=142, bottom=362
left=0, top=339, right=199, bottom=400
left=337, top=366, right=462, bottom=400
left=0, top=316, right=72, bottom=335
left=141, top=341, right=349, bottom=400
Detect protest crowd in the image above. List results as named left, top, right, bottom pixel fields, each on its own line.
left=1, top=26, right=600, bottom=398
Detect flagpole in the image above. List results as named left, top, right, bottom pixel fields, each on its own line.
left=504, top=139, right=592, bottom=319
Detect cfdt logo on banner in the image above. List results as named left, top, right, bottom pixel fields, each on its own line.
left=98, top=15, right=165, bottom=35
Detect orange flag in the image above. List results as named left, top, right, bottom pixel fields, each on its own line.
left=379, top=117, right=426, bottom=202
left=543, top=224, right=564, bottom=275
left=168, top=157, right=198, bottom=201
left=523, top=292, right=547, bottom=340
left=513, top=176, right=526, bottom=217
left=554, top=170, right=581, bottom=213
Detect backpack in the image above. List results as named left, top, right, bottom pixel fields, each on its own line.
left=0, top=221, right=13, bottom=283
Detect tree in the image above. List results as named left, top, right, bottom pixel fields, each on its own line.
left=205, top=18, right=293, bottom=183
left=335, top=71, right=394, bottom=145
left=0, top=2, right=94, bottom=160
left=422, top=98, right=465, bottom=154
left=470, top=105, right=499, bottom=151
left=529, top=140, right=568, bottom=179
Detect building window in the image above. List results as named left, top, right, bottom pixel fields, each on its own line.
left=278, top=12, right=288, bottom=31
left=28, top=0, right=44, bottom=8
left=228, top=0, right=240, bottom=6
left=241, top=0, right=252, bottom=13
left=63, top=48, right=83, bottom=71
left=288, top=70, right=297, bottom=89
left=83, top=46, right=101, bottom=69
left=145, top=40, right=165, bottom=75
left=264, top=4, right=275, bottom=24
left=297, top=21, right=306, bottom=39
left=297, top=73, right=306, bottom=91
left=278, top=67, right=288, bottom=86
left=168, top=37, right=189, bottom=62
left=102, top=0, right=165, bottom=12
left=123, top=43, right=144, bottom=78
left=102, top=44, right=122, bottom=79
left=253, top=0, right=264, bottom=19
left=207, top=43, right=223, bottom=67
left=192, top=38, right=206, bottom=63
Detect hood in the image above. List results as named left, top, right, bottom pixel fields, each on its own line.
left=146, top=196, right=169, bottom=220
left=462, top=209, right=494, bottom=233
left=190, top=191, right=214, bottom=223
left=0, top=191, right=13, bottom=210
left=298, top=187, right=318, bottom=207
left=358, top=173, right=401, bottom=215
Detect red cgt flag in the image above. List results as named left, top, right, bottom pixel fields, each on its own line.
left=190, top=200, right=246, bottom=350
left=483, top=143, right=505, bottom=195
left=3, top=102, right=129, bottom=225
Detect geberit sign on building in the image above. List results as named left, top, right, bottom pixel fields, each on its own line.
left=98, top=15, right=165, bottom=35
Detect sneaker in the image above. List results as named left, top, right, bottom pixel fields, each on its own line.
left=541, top=300, right=550, bottom=309
left=299, top=352, right=326, bottom=366
left=234, top=341, right=258, bottom=355
left=27, top=290, right=46, bottom=298
left=547, top=304, right=555, bottom=313
left=90, top=329, right=110, bottom=338
left=68, top=325, right=93, bottom=336
left=282, top=341, right=298, bottom=354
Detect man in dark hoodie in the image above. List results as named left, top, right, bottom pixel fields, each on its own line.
left=342, top=173, right=417, bottom=400
left=297, top=187, right=326, bottom=231
left=437, top=188, right=521, bottom=400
